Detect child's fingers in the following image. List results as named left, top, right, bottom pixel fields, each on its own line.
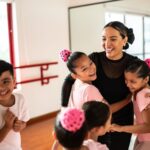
left=13, top=120, right=26, bottom=132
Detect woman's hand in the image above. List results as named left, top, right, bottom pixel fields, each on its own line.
left=110, top=124, right=123, bottom=132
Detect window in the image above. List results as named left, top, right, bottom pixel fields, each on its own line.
left=0, top=2, right=15, bottom=64
left=105, top=12, right=150, bottom=60
left=0, top=3, right=10, bottom=62
left=125, top=14, right=143, bottom=59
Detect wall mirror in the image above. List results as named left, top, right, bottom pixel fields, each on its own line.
left=69, top=0, right=150, bottom=59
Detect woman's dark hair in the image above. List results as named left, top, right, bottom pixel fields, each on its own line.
left=104, top=21, right=135, bottom=50
left=125, top=59, right=150, bottom=85
left=82, top=101, right=110, bottom=130
left=67, top=51, right=86, bottom=74
left=55, top=113, right=87, bottom=148
left=0, top=60, right=14, bottom=76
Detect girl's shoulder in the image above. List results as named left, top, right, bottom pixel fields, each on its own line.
left=83, top=139, right=109, bottom=150
left=137, top=88, right=150, bottom=97
left=136, top=88, right=150, bottom=112
left=12, top=91, right=26, bottom=104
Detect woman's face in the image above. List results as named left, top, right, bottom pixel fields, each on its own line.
left=73, top=55, right=97, bottom=83
left=102, top=27, right=127, bottom=60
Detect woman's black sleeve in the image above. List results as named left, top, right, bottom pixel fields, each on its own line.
left=61, top=74, right=75, bottom=107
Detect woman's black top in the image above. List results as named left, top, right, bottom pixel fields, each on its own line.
left=89, top=51, right=137, bottom=124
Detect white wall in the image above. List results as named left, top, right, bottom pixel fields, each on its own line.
left=14, top=0, right=69, bottom=118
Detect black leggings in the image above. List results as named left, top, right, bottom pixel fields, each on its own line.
left=98, top=131, right=132, bottom=150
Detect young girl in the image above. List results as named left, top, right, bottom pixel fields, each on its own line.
left=82, top=101, right=111, bottom=150
left=60, top=49, right=130, bottom=112
left=111, top=59, right=150, bottom=150
left=54, top=107, right=88, bottom=150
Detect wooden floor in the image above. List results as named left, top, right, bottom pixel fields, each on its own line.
left=21, top=118, right=62, bottom=150
left=21, top=117, right=136, bottom=150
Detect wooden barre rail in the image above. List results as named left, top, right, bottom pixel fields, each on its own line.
left=14, top=61, right=58, bottom=85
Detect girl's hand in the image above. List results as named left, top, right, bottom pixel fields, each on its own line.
left=13, top=118, right=26, bottom=132
left=4, top=109, right=16, bottom=130
left=110, top=124, right=123, bottom=132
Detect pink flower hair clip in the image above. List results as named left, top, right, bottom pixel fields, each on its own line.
left=60, top=49, right=72, bottom=62
left=145, top=58, right=150, bottom=68
left=60, top=108, right=85, bottom=132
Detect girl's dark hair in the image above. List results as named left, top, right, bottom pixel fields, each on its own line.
left=82, top=101, right=110, bottom=130
left=104, top=21, right=135, bottom=50
left=67, top=51, right=86, bottom=74
left=125, top=59, right=150, bottom=85
left=61, top=52, right=87, bottom=106
left=0, top=60, right=14, bottom=76
left=55, top=113, right=87, bottom=148
left=61, top=74, right=75, bottom=106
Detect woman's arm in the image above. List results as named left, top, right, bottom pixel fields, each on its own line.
left=110, top=94, right=132, bottom=113
left=111, top=105, right=150, bottom=133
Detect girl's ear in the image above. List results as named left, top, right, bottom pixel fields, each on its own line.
left=144, top=76, right=149, bottom=84
left=71, top=73, right=77, bottom=79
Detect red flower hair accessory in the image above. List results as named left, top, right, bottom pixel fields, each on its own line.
left=60, top=49, right=72, bottom=62
left=60, top=108, right=85, bottom=132
left=145, top=58, right=150, bottom=68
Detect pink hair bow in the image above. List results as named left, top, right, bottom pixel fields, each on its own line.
left=60, top=49, right=72, bottom=62
left=60, top=108, right=85, bottom=132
